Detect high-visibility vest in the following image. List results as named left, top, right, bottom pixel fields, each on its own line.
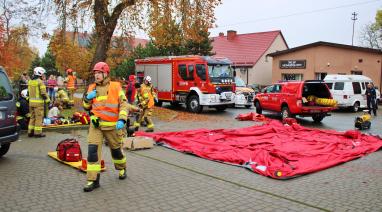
left=88, top=82, right=121, bottom=122
left=67, top=75, right=76, bottom=89
left=140, top=84, right=154, bottom=108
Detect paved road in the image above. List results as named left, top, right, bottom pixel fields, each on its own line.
left=0, top=104, right=381, bottom=211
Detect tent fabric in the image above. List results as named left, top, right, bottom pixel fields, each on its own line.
left=136, top=120, right=382, bottom=179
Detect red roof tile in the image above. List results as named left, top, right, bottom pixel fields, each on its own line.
left=212, top=30, right=287, bottom=66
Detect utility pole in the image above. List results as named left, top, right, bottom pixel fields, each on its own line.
left=351, top=12, right=358, bottom=46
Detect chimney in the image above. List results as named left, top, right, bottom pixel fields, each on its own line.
left=219, top=32, right=224, bottom=37
left=227, top=30, right=237, bottom=41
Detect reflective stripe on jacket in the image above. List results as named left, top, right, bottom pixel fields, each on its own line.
left=88, top=82, right=122, bottom=122
left=140, top=84, right=155, bottom=108
left=28, top=79, right=48, bottom=106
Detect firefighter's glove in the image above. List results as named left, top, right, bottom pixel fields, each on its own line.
left=154, top=97, right=158, bottom=103
left=116, top=120, right=125, bottom=130
left=90, top=115, right=99, bottom=128
left=86, top=89, right=97, bottom=100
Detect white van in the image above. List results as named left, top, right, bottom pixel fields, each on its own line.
left=324, top=74, right=380, bottom=112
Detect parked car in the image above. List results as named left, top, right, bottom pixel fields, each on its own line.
left=0, top=67, right=19, bottom=157
left=234, top=77, right=255, bottom=108
left=254, top=80, right=336, bottom=122
left=324, top=74, right=380, bottom=112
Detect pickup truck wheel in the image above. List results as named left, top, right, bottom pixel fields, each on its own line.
left=312, top=114, right=325, bottom=123
left=352, top=102, right=360, bottom=112
left=187, top=95, right=203, bottom=113
left=255, top=101, right=262, bottom=114
left=0, top=143, right=10, bottom=158
left=281, top=106, right=291, bottom=119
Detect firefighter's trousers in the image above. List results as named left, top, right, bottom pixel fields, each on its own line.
left=28, top=105, right=44, bottom=135
left=137, top=108, right=154, bottom=129
left=67, top=88, right=76, bottom=104
left=86, top=125, right=126, bottom=181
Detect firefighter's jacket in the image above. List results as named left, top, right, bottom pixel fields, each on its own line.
left=138, top=84, right=156, bottom=109
left=28, top=78, right=49, bottom=107
left=66, top=75, right=76, bottom=89
left=83, top=77, right=136, bottom=130
left=57, top=89, right=69, bottom=102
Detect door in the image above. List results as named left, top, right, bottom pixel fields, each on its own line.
left=269, top=84, right=283, bottom=111
left=0, top=70, right=16, bottom=129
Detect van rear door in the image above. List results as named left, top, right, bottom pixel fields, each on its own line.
left=0, top=70, right=16, bottom=131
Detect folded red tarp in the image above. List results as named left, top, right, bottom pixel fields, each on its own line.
left=137, top=120, right=382, bottom=179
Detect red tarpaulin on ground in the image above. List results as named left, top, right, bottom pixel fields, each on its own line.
left=136, top=120, right=382, bottom=179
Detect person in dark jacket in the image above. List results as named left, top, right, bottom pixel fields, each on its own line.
left=125, top=75, right=137, bottom=104
left=365, top=83, right=377, bottom=116
left=16, top=89, right=30, bottom=130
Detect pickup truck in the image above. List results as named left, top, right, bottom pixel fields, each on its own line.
left=254, top=80, right=336, bottom=122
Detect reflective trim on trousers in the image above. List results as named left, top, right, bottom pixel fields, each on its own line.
left=133, top=122, right=140, bottom=127
left=28, top=125, right=35, bottom=130
left=87, top=164, right=101, bottom=172
left=112, top=157, right=126, bottom=165
left=147, top=123, right=154, bottom=129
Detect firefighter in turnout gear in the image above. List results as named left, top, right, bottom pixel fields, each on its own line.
left=82, top=62, right=140, bottom=192
left=16, top=89, right=30, bottom=130
left=65, top=68, right=76, bottom=105
left=134, top=75, right=157, bottom=132
left=28, top=67, right=49, bottom=137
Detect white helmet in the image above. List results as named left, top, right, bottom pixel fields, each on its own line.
left=144, top=75, right=152, bottom=83
left=33, top=67, right=46, bottom=76
left=21, top=89, right=28, bottom=98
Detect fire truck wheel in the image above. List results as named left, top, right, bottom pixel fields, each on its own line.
left=187, top=95, right=203, bottom=113
left=281, top=106, right=291, bottom=120
left=155, top=100, right=163, bottom=107
left=255, top=101, right=262, bottom=114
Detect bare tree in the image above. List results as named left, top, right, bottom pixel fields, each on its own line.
left=359, top=23, right=382, bottom=50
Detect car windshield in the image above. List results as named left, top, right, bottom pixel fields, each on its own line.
left=208, top=65, right=233, bottom=78
left=0, top=71, right=13, bottom=101
left=235, top=77, right=246, bottom=87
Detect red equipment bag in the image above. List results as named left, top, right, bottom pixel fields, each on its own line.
left=56, top=139, right=82, bottom=162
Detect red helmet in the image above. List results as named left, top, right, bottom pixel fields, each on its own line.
left=66, top=68, right=73, bottom=74
left=128, top=75, right=136, bottom=81
left=93, top=62, right=110, bottom=74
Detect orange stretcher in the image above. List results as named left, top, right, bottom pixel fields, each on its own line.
left=48, top=151, right=106, bottom=172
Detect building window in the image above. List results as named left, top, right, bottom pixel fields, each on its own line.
left=358, top=59, right=363, bottom=63
left=282, top=74, right=303, bottom=81
left=351, top=71, right=362, bottom=75
left=315, top=72, right=327, bottom=80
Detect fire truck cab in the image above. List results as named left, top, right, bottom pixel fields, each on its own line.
left=135, top=55, right=235, bottom=113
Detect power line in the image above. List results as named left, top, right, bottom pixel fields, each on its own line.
left=216, top=0, right=381, bottom=28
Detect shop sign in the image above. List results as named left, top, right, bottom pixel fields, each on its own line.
left=279, top=60, right=306, bottom=69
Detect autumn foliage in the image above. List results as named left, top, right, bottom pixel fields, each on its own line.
left=49, top=33, right=93, bottom=79
left=0, top=20, right=35, bottom=79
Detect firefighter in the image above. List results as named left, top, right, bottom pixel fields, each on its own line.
left=65, top=68, right=77, bottom=105
left=56, top=88, right=70, bottom=108
left=16, top=89, right=30, bottom=130
left=28, top=67, right=49, bottom=137
left=82, top=62, right=140, bottom=192
left=134, top=75, right=157, bottom=132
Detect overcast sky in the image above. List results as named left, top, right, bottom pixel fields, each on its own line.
left=31, top=0, right=381, bottom=55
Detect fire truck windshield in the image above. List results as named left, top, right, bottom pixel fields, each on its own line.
left=208, top=65, right=233, bottom=78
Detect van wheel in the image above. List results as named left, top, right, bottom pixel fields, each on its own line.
left=0, top=143, right=10, bottom=158
left=255, top=101, right=262, bottom=114
left=281, top=106, right=290, bottom=119
left=187, top=95, right=203, bottom=113
left=312, top=114, right=325, bottom=123
left=352, top=102, right=360, bottom=112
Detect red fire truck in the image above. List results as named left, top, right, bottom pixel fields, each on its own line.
left=135, top=55, right=236, bottom=113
